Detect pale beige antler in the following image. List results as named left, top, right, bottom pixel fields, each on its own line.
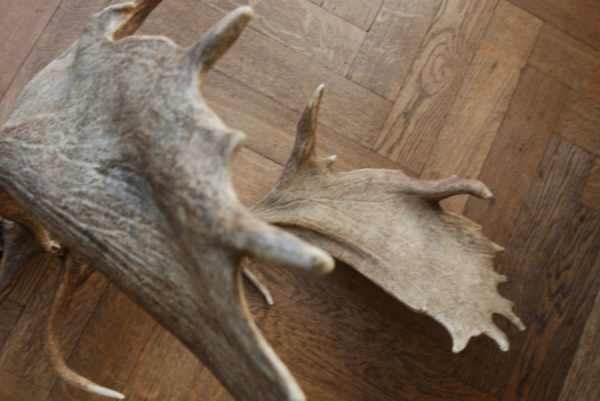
left=0, top=2, right=332, bottom=401
left=253, top=86, right=525, bottom=353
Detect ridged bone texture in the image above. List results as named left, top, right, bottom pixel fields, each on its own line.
left=0, top=2, right=333, bottom=401
left=253, top=86, right=525, bottom=354
left=0, top=1, right=524, bottom=400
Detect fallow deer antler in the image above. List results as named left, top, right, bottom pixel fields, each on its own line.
left=0, top=2, right=333, bottom=401
left=253, top=86, right=525, bottom=353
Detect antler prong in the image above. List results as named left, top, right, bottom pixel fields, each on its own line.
left=231, top=211, right=333, bottom=275
left=401, top=174, right=495, bottom=203
left=243, top=263, right=274, bottom=305
left=112, top=0, right=164, bottom=40
left=185, top=6, right=254, bottom=81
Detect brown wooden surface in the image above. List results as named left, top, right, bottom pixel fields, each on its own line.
left=0, top=0, right=598, bottom=400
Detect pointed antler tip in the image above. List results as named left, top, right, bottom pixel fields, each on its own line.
left=188, top=5, right=255, bottom=78
left=312, top=251, right=335, bottom=276
left=237, top=5, right=255, bottom=18
left=311, top=84, right=325, bottom=105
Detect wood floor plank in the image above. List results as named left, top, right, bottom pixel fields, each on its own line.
left=444, top=136, right=599, bottom=399
left=46, top=284, right=157, bottom=401
left=509, top=0, right=600, bottom=52
left=497, top=137, right=600, bottom=401
left=347, top=0, right=441, bottom=101
left=7, top=255, right=52, bottom=306
left=581, top=162, right=600, bottom=211
left=0, top=258, right=106, bottom=389
left=121, top=326, right=209, bottom=401
left=321, top=0, right=383, bottom=31
left=529, top=24, right=600, bottom=104
left=244, top=261, right=499, bottom=401
left=556, top=91, right=600, bottom=157
left=205, top=71, right=404, bottom=173
left=0, top=0, right=111, bottom=124
left=374, top=0, right=498, bottom=173
left=205, top=0, right=366, bottom=75
left=0, top=0, right=62, bottom=101
left=0, top=368, right=48, bottom=401
left=141, top=0, right=392, bottom=147
left=421, top=1, right=542, bottom=213
left=0, top=300, right=22, bottom=350
left=557, top=288, right=600, bottom=401
left=463, top=66, right=568, bottom=246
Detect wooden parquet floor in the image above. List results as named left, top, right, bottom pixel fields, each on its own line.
left=0, top=0, right=598, bottom=400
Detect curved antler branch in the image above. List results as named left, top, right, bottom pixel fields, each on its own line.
left=45, top=252, right=124, bottom=399
left=112, top=0, right=165, bottom=40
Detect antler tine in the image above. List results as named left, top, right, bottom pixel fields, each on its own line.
left=293, top=84, right=325, bottom=165
left=185, top=6, right=254, bottom=81
left=112, top=0, right=165, bottom=40
left=46, top=253, right=125, bottom=400
left=81, top=0, right=163, bottom=43
left=263, top=84, right=330, bottom=201
left=231, top=209, right=334, bottom=275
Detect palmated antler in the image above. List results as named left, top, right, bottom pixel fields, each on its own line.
left=0, top=2, right=333, bottom=401
left=253, top=86, right=525, bottom=353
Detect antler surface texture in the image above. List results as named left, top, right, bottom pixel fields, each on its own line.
left=0, top=2, right=332, bottom=401
left=253, top=86, right=525, bottom=353
left=0, top=1, right=524, bottom=400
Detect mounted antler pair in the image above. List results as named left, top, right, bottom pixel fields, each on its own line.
left=0, top=1, right=523, bottom=400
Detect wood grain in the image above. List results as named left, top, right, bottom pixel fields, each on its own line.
left=0, top=300, right=21, bottom=348
left=556, top=91, right=600, bottom=157
left=581, top=162, right=600, bottom=211
left=558, top=288, right=600, bottom=401
left=206, top=0, right=366, bottom=74
left=422, top=1, right=542, bottom=213
left=374, top=0, right=498, bottom=173
left=0, top=0, right=111, bottom=123
left=498, top=137, right=599, bottom=401
left=321, top=0, right=382, bottom=30
left=7, top=255, right=52, bottom=306
left=204, top=71, right=404, bottom=172
left=347, top=0, right=441, bottom=100
left=0, top=368, right=48, bottom=401
left=247, top=262, right=499, bottom=401
left=464, top=66, right=568, bottom=246
left=529, top=24, right=600, bottom=104
left=141, top=0, right=391, bottom=147
left=509, top=0, right=600, bottom=52
left=120, top=328, right=215, bottom=401
left=440, top=136, right=599, bottom=399
left=0, top=0, right=61, bottom=100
